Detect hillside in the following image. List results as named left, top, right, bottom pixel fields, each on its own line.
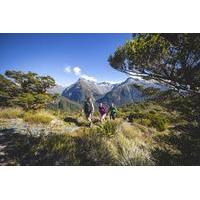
left=48, top=95, right=81, bottom=113
left=97, top=78, right=146, bottom=106
left=0, top=90, right=199, bottom=166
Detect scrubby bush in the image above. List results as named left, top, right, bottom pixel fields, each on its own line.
left=96, top=120, right=122, bottom=137
left=23, top=110, right=55, bottom=124
left=150, top=115, right=166, bottom=131
left=141, top=118, right=152, bottom=127
left=127, top=108, right=167, bottom=131
left=0, top=107, right=24, bottom=119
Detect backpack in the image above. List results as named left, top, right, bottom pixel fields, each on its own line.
left=110, top=106, right=117, bottom=114
left=84, top=101, right=92, bottom=114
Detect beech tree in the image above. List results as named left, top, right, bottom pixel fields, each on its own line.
left=0, top=70, right=56, bottom=109
left=108, top=33, right=200, bottom=93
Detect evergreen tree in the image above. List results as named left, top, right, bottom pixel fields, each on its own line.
left=109, top=34, right=200, bottom=93
left=0, top=70, right=56, bottom=109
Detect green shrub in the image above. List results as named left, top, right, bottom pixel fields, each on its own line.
left=141, top=118, right=152, bottom=127
left=144, top=112, right=167, bottom=131
left=23, top=110, right=55, bottom=124
left=128, top=112, right=145, bottom=123
left=0, top=107, right=24, bottom=119
left=127, top=110, right=167, bottom=131
left=149, top=110, right=156, bottom=115
left=150, top=115, right=166, bottom=131
left=97, top=120, right=122, bottom=137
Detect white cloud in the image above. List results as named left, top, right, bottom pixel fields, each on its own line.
left=64, top=66, right=71, bottom=73
left=81, top=74, right=97, bottom=82
left=72, top=67, right=81, bottom=76
left=64, top=65, right=97, bottom=82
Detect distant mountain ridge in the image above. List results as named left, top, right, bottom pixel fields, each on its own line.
left=62, top=78, right=113, bottom=103
left=97, top=78, right=145, bottom=106
left=60, top=77, right=168, bottom=106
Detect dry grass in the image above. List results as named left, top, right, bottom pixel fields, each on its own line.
left=23, top=110, right=55, bottom=124
left=107, top=132, right=155, bottom=166
left=0, top=107, right=24, bottom=119
left=72, top=120, right=156, bottom=165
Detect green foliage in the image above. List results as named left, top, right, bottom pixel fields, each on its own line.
left=0, top=70, right=56, bottom=110
left=23, top=110, right=55, bottom=124
left=96, top=120, right=121, bottom=136
left=121, top=101, right=168, bottom=131
left=5, top=70, right=55, bottom=93
left=150, top=115, right=166, bottom=131
left=0, top=74, right=19, bottom=106
left=109, top=33, right=200, bottom=92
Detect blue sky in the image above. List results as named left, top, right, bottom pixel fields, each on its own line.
left=0, top=33, right=132, bottom=86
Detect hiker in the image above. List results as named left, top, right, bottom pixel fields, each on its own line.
left=99, top=103, right=108, bottom=122
left=109, top=103, right=117, bottom=120
left=83, top=96, right=94, bottom=127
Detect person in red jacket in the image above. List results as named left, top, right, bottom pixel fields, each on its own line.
left=98, top=102, right=108, bottom=122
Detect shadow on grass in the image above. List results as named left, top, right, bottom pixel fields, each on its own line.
left=152, top=124, right=200, bottom=166
left=64, top=116, right=89, bottom=127
left=0, top=129, right=39, bottom=166
left=1, top=122, right=199, bottom=166
left=64, top=116, right=101, bottom=127
left=0, top=128, right=78, bottom=166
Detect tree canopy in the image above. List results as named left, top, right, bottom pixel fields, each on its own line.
left=0, top=70, right=56, bottom=109
left=108, top=33, right=200, bottom=92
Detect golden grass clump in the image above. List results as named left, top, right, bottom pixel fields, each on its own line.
left=0, top=107, right=24, bottom=119
left=107, top=132, right=155, bottom=166
left=23, top=110, right=55, bottom=124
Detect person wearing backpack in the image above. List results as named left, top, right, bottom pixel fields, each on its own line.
left=83, top=96, right=94, bottom=127
left=99, top=102, right=108, bottom=122
left=109, top=103, right=117, bottom=120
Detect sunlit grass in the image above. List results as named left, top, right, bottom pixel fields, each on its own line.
left=0, top=107, right=24, bottom=119
left=23, top=110, right=55, bottom=124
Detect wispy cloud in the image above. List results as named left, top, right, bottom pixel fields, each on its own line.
left=72, top=67, right=81, bottom=76
left=64, top=66, right=71, bottom=73
left=64, top=66, right=97, bottom=82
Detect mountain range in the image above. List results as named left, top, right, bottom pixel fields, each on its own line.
left=62, top=78, right=114, bottom=103
left=51, top=77, right=168, bottom=106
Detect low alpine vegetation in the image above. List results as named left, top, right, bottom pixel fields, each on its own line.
left=0, top=107, right=24, bottom=119
left=23, top=110, right=55, bottom=124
